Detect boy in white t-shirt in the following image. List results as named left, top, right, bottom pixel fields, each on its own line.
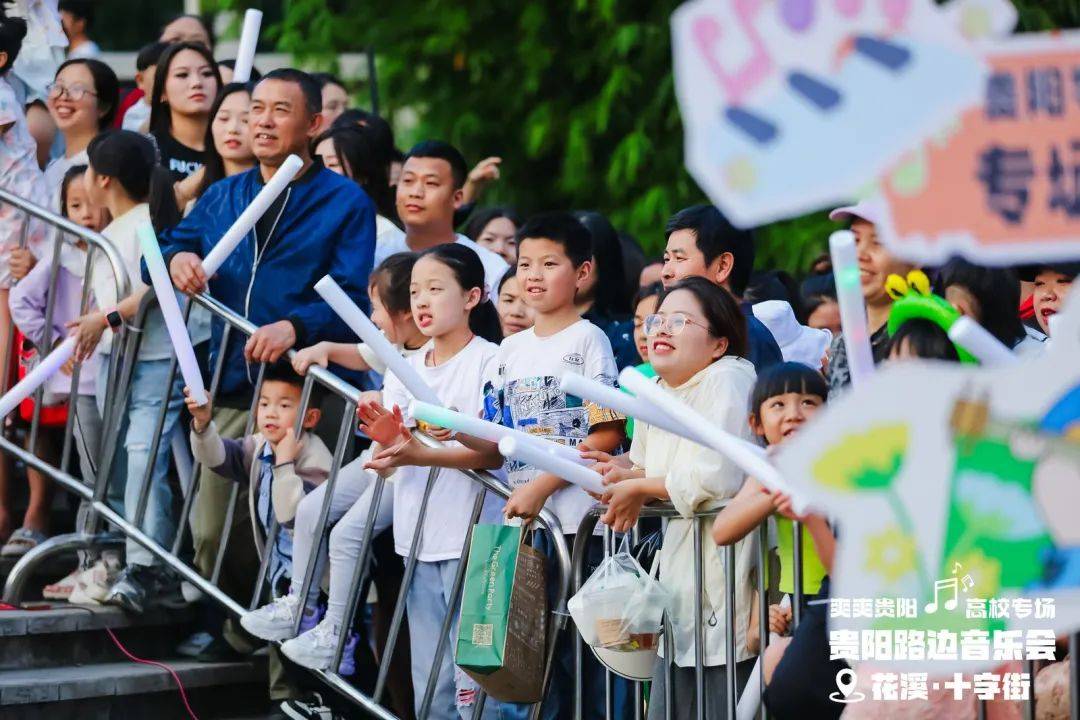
left=484, top=212, right=624, bottom=529
left=484, top=212, right=626, bottom=717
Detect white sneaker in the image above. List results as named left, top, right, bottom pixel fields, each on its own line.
left=69, top=552, right=122, bottom=605
left=281, top=619, right=340, bottom=671
left=240, top=594, right=301, bottom=641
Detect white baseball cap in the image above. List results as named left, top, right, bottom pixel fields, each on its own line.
left=829, top=199, right=885, bottom=227
left=752, top=300, right=832, bottom=370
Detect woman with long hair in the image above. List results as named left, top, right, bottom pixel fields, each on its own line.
left=313, top=123, right=403, bottom=251
left=147, top=41, right=221, bottom=211
left=574, top=210, right=637, bottom=369
left=189, top=82, right=255, bottom=205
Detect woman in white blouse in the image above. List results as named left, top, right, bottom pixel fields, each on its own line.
left=591, top=276, right=759, bottom=720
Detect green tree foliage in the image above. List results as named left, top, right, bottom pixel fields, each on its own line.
left=213, top=0, right=1074, bottom=273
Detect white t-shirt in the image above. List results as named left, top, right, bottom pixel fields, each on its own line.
left=382, top=335, right=505, bottom=561
left=1014, top=325, right=1047, bottom=358
left=483, top=319, right=622, bottom=534
left=373, top=232, right=508, bottom=296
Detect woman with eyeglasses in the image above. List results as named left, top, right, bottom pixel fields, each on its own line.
left=44, top=58, right=118, bottom=203
left=586, top=275, right=759, bottom=719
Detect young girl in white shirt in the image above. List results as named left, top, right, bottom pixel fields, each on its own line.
left=241, top=252, right=424, bottom=664
left=592, top=275, right=759, bottom=720
left=345, top=243, right=505, bottom=719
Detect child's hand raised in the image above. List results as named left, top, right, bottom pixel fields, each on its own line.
left=358, top=400, right=409, bottom=446
left=184, top=386, right=213, bottom=432
left=275, top=427, right=303, bottom=465
left=292, top=343, right=330, bottom=376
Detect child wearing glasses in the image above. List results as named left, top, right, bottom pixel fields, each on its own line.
left=590, top=275, right=759, bottom=719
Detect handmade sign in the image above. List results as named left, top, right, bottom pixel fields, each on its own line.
left=230, top=9, right=263, bottom=84
left=138, top=223, right=207, bottom=405
left=201, top=154, right=303, bottom=277
left=315, top=275, right=440, bottom=406
left=878, top=31, right=1080, bottom=264
left=670, top=0, right=988, bottom=227
left=775, top=293, right=1080, bottom=673
left=0, top=337, right=75, bottom=419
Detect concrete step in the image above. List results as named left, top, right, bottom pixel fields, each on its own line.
left=0, top=656, right=269, bottom=718
left=0, top=602, right=197, bottom=670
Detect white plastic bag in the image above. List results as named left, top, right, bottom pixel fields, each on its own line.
left=568, top=536, right=671, bottom=652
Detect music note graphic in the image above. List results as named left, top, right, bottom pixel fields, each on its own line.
left=924, top=577, right=959, bottom=614
left=960, top=574, right=975, bottom=591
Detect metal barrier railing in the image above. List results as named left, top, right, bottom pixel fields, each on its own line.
left=0, top=192, right=571, bottom=719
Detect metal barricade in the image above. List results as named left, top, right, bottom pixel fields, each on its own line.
left=0, top=186, right=133, bottom=580
left=0, top=191, right=572, bottom=720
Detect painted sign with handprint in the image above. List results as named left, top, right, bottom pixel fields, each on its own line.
left=671, top=0, right=1010, bottom=227
left=774, top=294, right=1080, bottom=673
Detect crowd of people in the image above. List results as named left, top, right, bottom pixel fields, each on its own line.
left=0, top=3, right=1076, bottom=720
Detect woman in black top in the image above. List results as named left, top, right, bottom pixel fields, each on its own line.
left=148, top=41, right=221, bottom=208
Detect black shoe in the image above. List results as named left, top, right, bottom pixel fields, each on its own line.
left=150, top=567, right=187, bottom=609
left=279, top=693, right=339, bottom=720
left=103, top=565, right=151, bottom=614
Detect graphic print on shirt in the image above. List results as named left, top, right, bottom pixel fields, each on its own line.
left=483, top=371, right=618, bottom=489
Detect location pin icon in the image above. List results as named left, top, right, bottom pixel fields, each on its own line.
left=835, top=668, right=857, bottom=698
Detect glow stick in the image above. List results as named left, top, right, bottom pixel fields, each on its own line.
left=138, top=223, right=208, bottom=405
left=230, top=9, right=263, bottom=84
left=618, top=367, right=792, bottom=501
left=0, top=337, right=75, bottom=419
left=559, top=372, right=715, bottom=448
left=498, top=437, right=605, bottom=496
left=948, top=316, right=1018, bottom=367
left=201, top=154, right=304, bottom=277
left=315, top=276, right=441, bottom=406
left=828, top=230, right=875, bottom=388
left=410, top=400, right=585, bottom=465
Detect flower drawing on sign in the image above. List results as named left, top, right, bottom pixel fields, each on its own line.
left=865, top=526, right=919, bottom=586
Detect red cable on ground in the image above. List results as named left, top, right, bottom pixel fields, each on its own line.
left=104, top=627, right=200, bottom=720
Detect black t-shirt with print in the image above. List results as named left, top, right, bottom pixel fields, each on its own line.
left=153, top=132, right=205, bottom=182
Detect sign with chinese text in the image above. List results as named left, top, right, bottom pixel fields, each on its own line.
left=879, top=32, right=1080, bottom=263
left=776, top=296, right=1080, bottom=674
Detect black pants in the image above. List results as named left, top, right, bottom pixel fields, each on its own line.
left=764, top=577, right=848, bottom=720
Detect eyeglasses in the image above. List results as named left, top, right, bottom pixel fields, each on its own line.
left=643, top=312, right=710, bottom=337
left=47, top=82, right=97, bottom=102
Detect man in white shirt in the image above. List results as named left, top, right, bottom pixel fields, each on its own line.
left=374, top=140, right=508, bottom=292
left=58, top=1, right=100, bottom=59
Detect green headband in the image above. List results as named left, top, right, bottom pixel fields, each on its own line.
left=886, top=270, right=977, bottom=364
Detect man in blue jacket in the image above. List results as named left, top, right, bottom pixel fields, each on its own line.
left=146, top=68, right=375, bottom=700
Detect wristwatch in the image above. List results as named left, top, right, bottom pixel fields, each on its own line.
left=105, top=308, right=123, bottom=330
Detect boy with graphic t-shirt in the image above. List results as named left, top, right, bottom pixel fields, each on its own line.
left=484, top=212, right=627, bottom=717
left=484, top=212, right=624, bottom=531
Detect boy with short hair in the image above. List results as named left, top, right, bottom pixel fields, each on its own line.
left=661, top=204, right=782, bottom=372
left=121, top=41, right=168, bottom=133
left=376, top=139, right=508, bottom=292
left=185, top=363, right=331, bottom=598
left=184, top=363, right=334, bottom=697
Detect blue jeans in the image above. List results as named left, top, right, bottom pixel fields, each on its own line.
left=97, top=357, right=184, bottom=568
left=406, top=558, right=530, bottom=720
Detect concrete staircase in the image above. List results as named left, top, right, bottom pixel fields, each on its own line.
left=0, top=560, right=270, bottom=720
